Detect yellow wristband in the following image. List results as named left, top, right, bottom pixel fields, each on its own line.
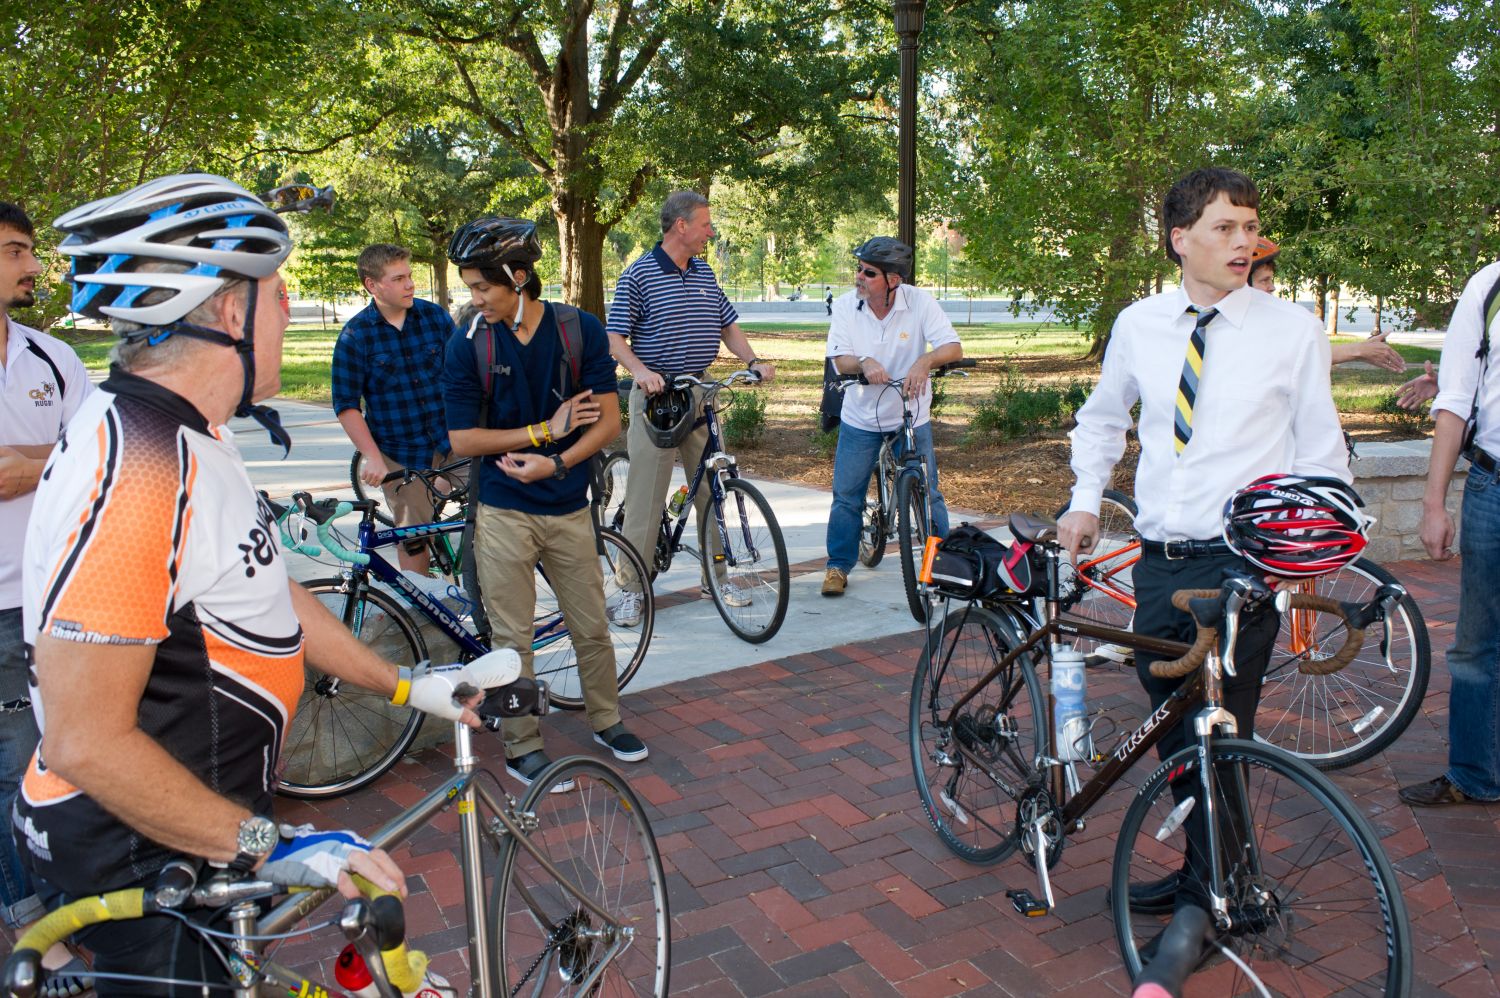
left=542, top=420, right=554, bottom=444
left=391, top=665, right=412, bottom=706
left=527, top=423, right=540, bottom=447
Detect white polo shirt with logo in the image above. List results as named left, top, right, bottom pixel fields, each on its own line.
left=1, top=318, right=92, bottom=610
left=825, top=283, right=960, bottom=433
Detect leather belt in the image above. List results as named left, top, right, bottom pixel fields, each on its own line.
left=1139, top=538, right=1233, bottom=561
left=1469, top=446, right=1499, bottom=476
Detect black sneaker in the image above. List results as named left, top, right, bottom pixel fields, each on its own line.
left=505, top=750, right=574, bottom=793
left=593, top=723, right=649, bottom=762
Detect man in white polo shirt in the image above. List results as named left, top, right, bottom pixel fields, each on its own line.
left=822, top=237, right=962, bottom=597
left=0, top=202, right=91, bottom=939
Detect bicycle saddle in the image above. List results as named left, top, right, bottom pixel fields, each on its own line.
left=1008, top=512, right=1058, bottom=545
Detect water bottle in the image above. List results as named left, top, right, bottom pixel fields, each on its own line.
left=1051, top=644, right=1091, bottom=762
left=667, top=485, right=689, bottom=517
left=334, top=945, right=457, bottom=998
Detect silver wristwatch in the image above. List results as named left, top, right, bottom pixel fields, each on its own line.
left=231, top=815, right=279, bottom=873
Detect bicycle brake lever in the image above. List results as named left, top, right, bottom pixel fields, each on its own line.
left=1220, top=583, right=1249, bottom=678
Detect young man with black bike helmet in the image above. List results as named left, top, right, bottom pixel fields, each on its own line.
left=821, top=236, right=961, bottom=597
left=1058, top=168, right=1351, bottom=997
left=442, top=217, right=647, bottom=787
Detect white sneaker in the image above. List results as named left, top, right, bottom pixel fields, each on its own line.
left=701, top=582, right=751, bottom=607
left=610, top=591, right=643, bottom=627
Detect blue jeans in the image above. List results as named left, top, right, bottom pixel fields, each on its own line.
left=1447, top=462, right=1500, bottom=800
left=0, top=607, right=41, bottom=927
left=826, top=422, right=949, bottom=573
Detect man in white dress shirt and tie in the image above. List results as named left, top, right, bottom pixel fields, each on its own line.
left=1058, top=167, right=1351, bottom=995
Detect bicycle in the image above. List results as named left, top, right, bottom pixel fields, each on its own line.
left=910, top=511, right=1411, bottom=995
left=607, top=370, right=790, bottom=644
left=270, top=476, right=654, bottom=799
left=1, top=688, right=671, bottom=997
left=834, top=358, right=975, bottom=622
left=1056, top=489, right=1431, bottom=769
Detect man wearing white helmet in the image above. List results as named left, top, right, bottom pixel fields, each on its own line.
left=14, top=174, right=516, bottom=991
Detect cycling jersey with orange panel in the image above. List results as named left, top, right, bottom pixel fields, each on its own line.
left=14, top=369, right=304, bottom=896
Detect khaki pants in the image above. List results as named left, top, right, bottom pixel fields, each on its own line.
left=474, top=504, right=621, bottom=757
left=379, top=450, right=467, bottom=554
left=619, top=383, right=724, bottom=593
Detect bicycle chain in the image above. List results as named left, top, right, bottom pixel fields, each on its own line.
left=511, top=924, right=565, bottom=998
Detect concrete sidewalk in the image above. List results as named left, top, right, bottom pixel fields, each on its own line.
left=231, top=400, right=968, bottom=684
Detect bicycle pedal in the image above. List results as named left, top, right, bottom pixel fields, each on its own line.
left=1005, top=888, right=1049, bottom=917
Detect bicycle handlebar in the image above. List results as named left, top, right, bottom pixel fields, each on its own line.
left=285, top=493, right=370, bottom=565
left=378, top=461, right=472, bottom=507
left=669, top=369, right=763, bottom=392
left=1151, top=587, right=1370, bottom=680
left=832, top=357, right=977, bottom=390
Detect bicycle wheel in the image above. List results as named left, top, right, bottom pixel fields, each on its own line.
left=698, top=478, right=789, bottom=644
left=600, top=450, right=630, bottom=533
left=1055, top=490, right=1139, bottom=667
left=278, top=581, right=426, bottom=798
left=533, top=528, right=654, bottom=711
left=858, top=453, right=895, bottom=569
left=1112, top=738, right=1409, bottom=996
left=349, top=452, right=395, bottom=526
left=1256, top=558, right=1431, bottom=770
left=491, top=757, right=670, bottom=997
left=896, top=471, right=931, bottom=623
left=910, top=605, right=1045, bottom=864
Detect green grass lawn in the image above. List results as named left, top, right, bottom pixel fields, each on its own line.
left=55, top=320, right=1430, bottom=421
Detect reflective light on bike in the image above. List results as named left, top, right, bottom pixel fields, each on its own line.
left=1154, top=797, right=1195, bottom=842
left=1351, top=706, right=1385, bottom=735
left=939, top=789, right=970, bottom=825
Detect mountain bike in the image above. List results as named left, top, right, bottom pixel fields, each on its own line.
left=608, top=370, right=790, bottom=644
left=1054, top=490, right=1431, bottom=769
left=2, top=692, right=671, bottom=997
left=910, top=512, right=1410, bottom=995
left=269, top=478, right=653, bottom=799
left=834, top=358, right=975, bottom=622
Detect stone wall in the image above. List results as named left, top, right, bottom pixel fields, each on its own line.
left=1351, top=440, right=1464, bottom=563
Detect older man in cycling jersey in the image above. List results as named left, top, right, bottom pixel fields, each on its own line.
left=16, top=175, right=512, bottom=994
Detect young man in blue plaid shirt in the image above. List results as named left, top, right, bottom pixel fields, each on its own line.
left=332, top=244, right=460, bottom=573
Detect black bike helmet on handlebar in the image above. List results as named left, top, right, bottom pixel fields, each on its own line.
left=643, top=385, right=697, bottom=449
left=853, top=236, right=914, bottom=281
left=1222, top=474, right=1370, bottom=578
left=447, top=217, right=543, bottom=269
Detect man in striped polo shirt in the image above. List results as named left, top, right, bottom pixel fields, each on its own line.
left=607, top=191, right=775, bottom=624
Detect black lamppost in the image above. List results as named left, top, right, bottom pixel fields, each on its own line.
left=894, top=0, right=926, bottom=282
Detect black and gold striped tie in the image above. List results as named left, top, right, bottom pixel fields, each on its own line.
left=1173, top=306, right=1217, bottom=455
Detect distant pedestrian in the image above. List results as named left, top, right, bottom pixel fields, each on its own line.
left=825, top=285, right=833, bottom=315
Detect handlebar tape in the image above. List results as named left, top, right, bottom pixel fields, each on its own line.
left=1150, top=589, right=1366, bottom=679
left=350, top=875, right=428, bottom=994
left=314, top=509, right=370, bottom=566
left=3, top=890, right=145, bottom=996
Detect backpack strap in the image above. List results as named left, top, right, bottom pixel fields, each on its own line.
left=1461, top=268, right=1500, bottom=458
left=24, top=335, right=67, bottom=400
left=468, top=313, right=511, bottom=430
left=552, top=302, right=583, bottom=395
left=1481, top=269, right=1500, bottom=362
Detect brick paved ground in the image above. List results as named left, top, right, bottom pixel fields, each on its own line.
left=8, top=555, right=1488, bottom=990
left=266, top=555, right=1497, bottom=996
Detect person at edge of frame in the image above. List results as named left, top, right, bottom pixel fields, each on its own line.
left=1056, top=167, right=1351, bottom=998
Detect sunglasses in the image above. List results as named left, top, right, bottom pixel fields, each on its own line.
left=856, top=266, right=882, bottom=279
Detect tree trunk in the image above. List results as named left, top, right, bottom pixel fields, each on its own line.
left=433, top=259, right=450, bottom=312
left=554, top=193, right=608, bottom=318
left=1314, top=274, right=1328, bottom=322
left=1374, top=295, right=1384, bottom=335
left=1087, top=232, right=1139, bottom=362
left=1325, top=284, right=1340, bottom=336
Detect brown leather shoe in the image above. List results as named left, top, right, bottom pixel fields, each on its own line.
left=821, top=567, right=848, bottom=597
left=1399, top=774, right=1485, bottom=807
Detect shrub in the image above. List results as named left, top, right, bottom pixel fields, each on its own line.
left=812, top=425, right=839, bottom=458
left=721, top=387, right=767, bottom=448
left=930, top=376, right=949, bottom=417
left=966, top=368, right=1094, bottom=443
left=1374, top=392, right=1430, bottom=431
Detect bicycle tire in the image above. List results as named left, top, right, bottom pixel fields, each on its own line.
left=600, top=450, right=630, bottom=533
left=858, top=453, right=895, bottom=569
left=699, top=478, right=790, bottom=644
left=532, top=528, right=654, bottom=711
left=896, top=471, right=931, bottom=623
left=1257, top=557, right=1431, bottom=770
left=1054, top=490, right=1140, bottom=666
left=910, top=605, right=1045, bottom=864
left=491, top=756, right=671, bottom=997
left=349, top=452, right=396, bottom=527
left=277, top=580, right=426, bottom=799
left=1112, top=737, right=1410, bottom=996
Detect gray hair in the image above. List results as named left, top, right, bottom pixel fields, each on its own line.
left=660, top=191, right=709, bottom=234
left=110, top=272, right=250, bottom=372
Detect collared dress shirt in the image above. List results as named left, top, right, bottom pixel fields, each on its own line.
left=330, top=297, right=458, bottom=469
left=606, top=243, right=737, bottom=375
left=1432, top=261, right=1500, bottom=458
left=825, top=284, right=960, bottom=434
left=1068, top=284, right=1350, bottom=541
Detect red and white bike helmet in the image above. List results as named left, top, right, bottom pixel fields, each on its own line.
left=1222, top=475, right=1370, bottom=578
